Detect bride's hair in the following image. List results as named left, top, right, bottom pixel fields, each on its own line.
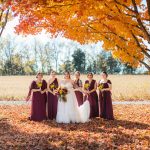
left=51, top=70, right=56, bottom=74
left=75, top=71, right=80, bottom=76
left=64, top=71, right=71, bottom=79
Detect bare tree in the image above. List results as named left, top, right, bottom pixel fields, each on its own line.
left=50, top=42, right=61, bottom=72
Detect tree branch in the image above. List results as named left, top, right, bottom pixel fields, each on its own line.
left=0, top=9, right=4, bottom=21
left=45, top=2, right=80, bottom=9
left=0, top=7, right=9, bottom=37
left=94, top=29, right=150, bottom=71
left=114, top=0, right=135, bottom=13
left=131, top=0, right=150, bottom=42
left=139, top=60, right=150, bottom=71
left=146, top=0, right=150, bottom=17
left=131, top=30, right=150, bottom=59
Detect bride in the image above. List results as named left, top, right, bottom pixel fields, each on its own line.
left=56, top=71, right=90, bottom=123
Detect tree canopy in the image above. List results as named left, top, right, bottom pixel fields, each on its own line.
left=2, top=0, right=150, bottom=71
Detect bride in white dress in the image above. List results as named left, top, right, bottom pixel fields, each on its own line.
left=56, top=71, right=90, bottom=123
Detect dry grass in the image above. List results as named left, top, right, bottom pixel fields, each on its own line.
left=0, top=75, right=150, bottom=101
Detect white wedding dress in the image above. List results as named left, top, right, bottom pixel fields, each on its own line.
left=56, top=80, right=90, bottom=123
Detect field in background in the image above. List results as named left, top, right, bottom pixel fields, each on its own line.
left=0, top=75, right=150, bottom=101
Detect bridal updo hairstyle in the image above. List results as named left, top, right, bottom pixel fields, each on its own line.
left=64, top=71, right=71, bottom=79
left=51, top=70, right=56, bottom=74
left=75, top=71, right=81, bottom=76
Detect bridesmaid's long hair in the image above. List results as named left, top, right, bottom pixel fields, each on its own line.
left=64, top=71, right=71, bottom=79
left=87, top=72, right=93, bottom=78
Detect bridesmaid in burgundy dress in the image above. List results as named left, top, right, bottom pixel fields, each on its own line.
left=26, top=72, right=47, bottom=121
left=74, top=71, right=83, bottom=106
left=84, top=73, right=99, bottom=118
left=98, top=71, right=114, bottom=120
left=47, top=71, right=59, bottom=120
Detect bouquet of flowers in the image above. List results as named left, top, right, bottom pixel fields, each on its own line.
left=84, top=83, right=90, bottom=90
left=37, top=82, right=42, bottom=89
left=57, top=87, right=68, bottom=102
left=49, top=83, right=57, bottom=91
left=98, top=83, right=103, bottom=90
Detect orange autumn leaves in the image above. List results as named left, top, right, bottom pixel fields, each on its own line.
left=5, top=0, right=150, bottom=69
left=0, top=105, right=150, bottom=149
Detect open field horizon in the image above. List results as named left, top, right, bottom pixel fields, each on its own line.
left=0, top=75, right=150, bottom=101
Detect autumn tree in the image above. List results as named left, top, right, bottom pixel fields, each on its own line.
left=9, top=0, right=150, bottom=71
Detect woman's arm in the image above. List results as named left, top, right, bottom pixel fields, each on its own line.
left=102, top=83, right=112, bottom=91
left=41, top=80, right=47, bottom=94
left=32, top=88, right=41, bottom=92
left=41, top=88, right=47, bottom=94
left=74, top=80, right=83, bottom=92
left=26, top=81, right=36, bottom=101
left=83, top=82, right=88, bottom=94
left=47, top=79, right=55, bottom=95
left=89, top=82, right=97, bottom=93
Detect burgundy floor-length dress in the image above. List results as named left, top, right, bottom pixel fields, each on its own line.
left=99, top=80, right=114, bottom=120
left=74, top=79, right=83, bottom=106
left=84, top=80, right=99, bottom=118
left=26, top=80, right=47, bottom=121
left=47, top=78, right=58, bottom=120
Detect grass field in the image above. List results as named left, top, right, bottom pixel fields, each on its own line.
left=0, top=75, right=150, bottom=101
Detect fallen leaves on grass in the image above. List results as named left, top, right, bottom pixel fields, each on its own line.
left=0, top=105, right=150, bottom=150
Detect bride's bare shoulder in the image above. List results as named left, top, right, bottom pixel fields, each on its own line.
left=70, top=79, right=74, bottom=84
left=60, top=79, right=65, bottom=82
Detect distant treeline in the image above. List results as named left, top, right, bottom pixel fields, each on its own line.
left=0, top=35, right=144, bottom=76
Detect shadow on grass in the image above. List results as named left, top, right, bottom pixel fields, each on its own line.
left=0, top=116, right=150, bottom=149
left=0, top=118, right=107, bottom=150
left=41, top=117, right=150, bottom=148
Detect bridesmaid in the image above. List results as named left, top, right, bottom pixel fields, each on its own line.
left=26, top=72, right=47, bottom=121
left=74, top=71, right=83, bottom=106
left=84, top=72, right=99, bottom=118
left=47, top=71, right=59, bottom=120
left=98, top=71, right=114, bottom=120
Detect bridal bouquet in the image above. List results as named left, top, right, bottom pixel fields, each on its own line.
left=57, top=87, right=68, bottom=102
